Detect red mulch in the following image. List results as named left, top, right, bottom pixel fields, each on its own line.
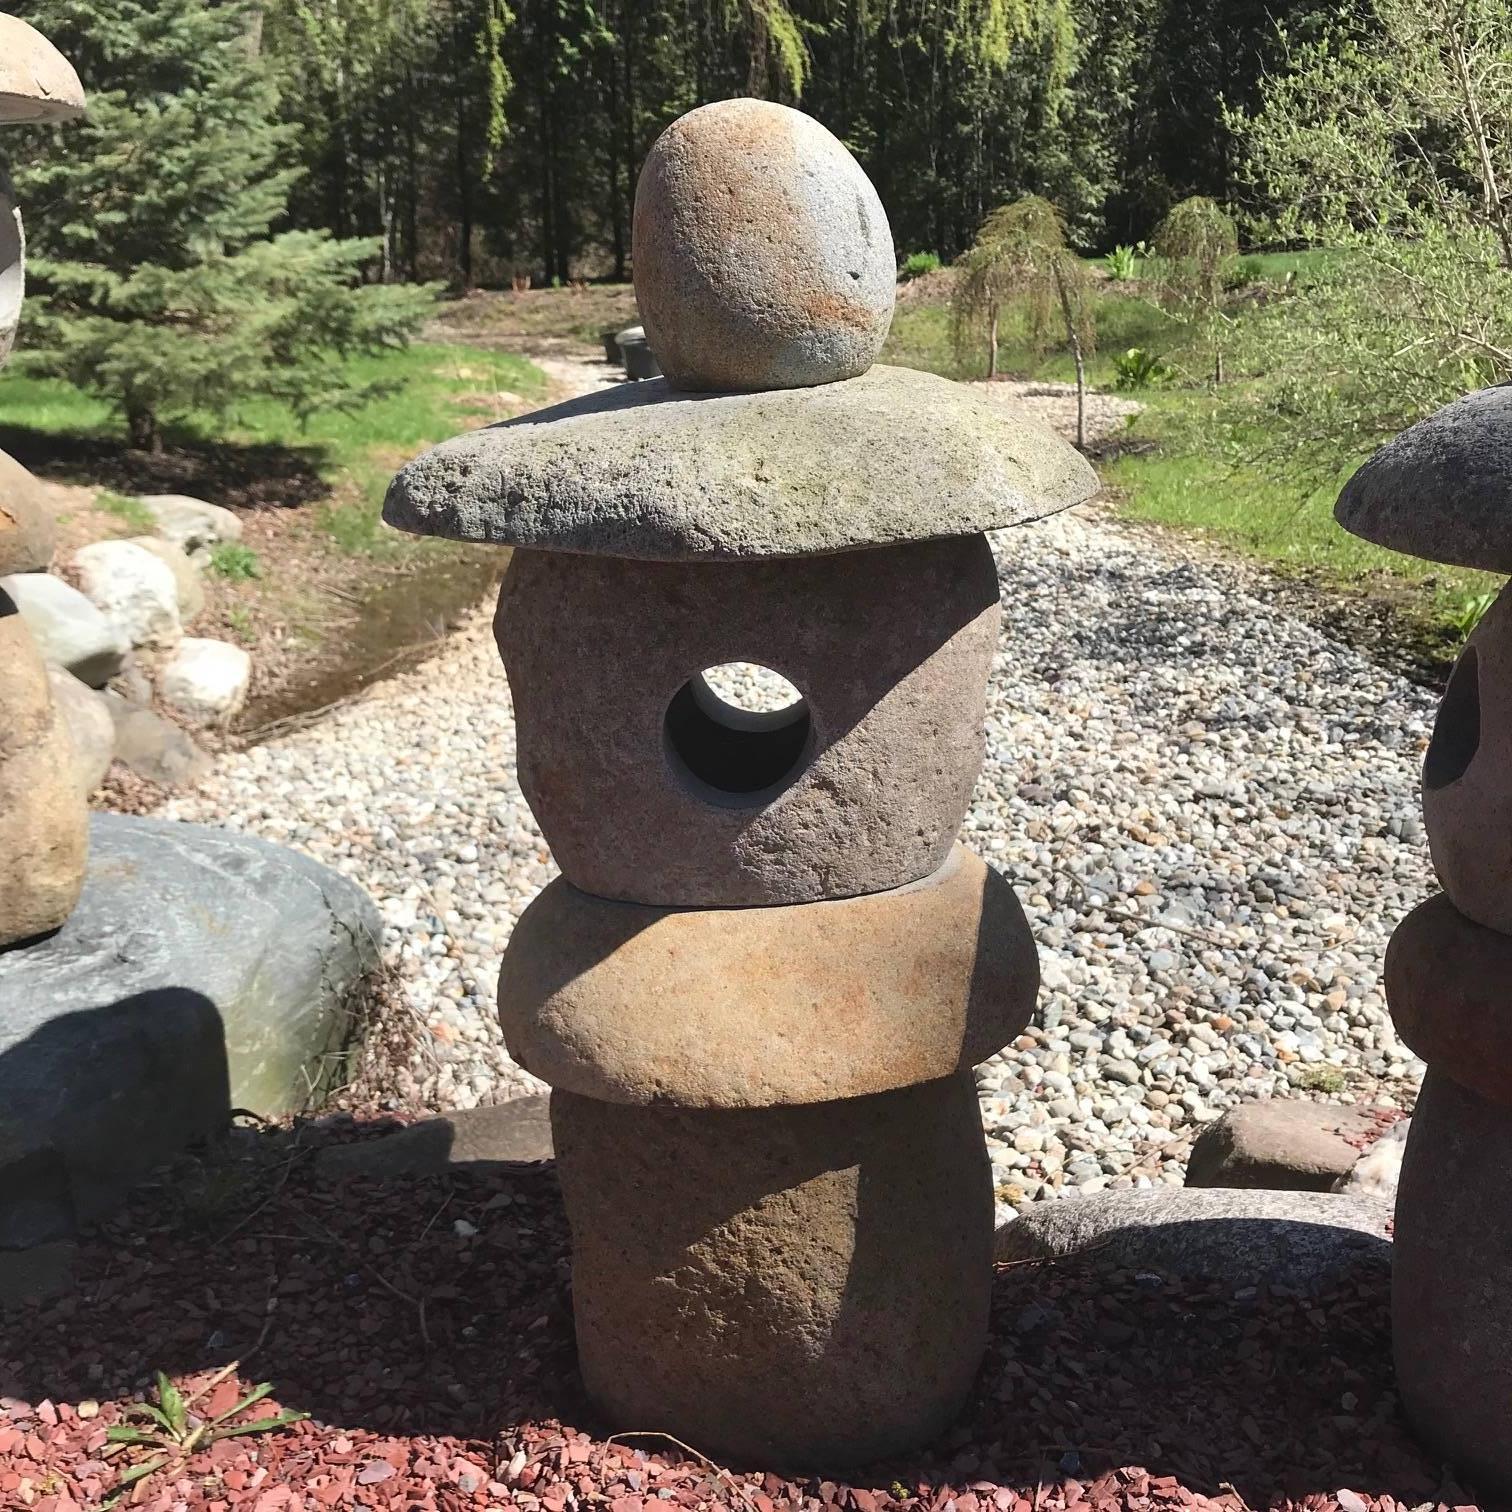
left=0, top=1119, right=1479, bottom=1511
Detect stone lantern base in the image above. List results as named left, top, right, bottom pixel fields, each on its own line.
left=552, top=1074, right=991, bottom=1469
left=1386, top=893, right=1512, bottom=1495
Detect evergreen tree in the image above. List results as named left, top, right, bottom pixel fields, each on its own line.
left=4, top=0, right=434, bottom=450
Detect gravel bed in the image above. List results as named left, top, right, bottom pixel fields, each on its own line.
left=0, top=1119, right=1473, bottom=1510
left=161, top=384, right=1437, bottom=1214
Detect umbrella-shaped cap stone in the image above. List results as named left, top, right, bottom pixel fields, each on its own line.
left=1335, top=384, right=1512, bottom=572
left=382, top=364, right=1099, bottom=560
left=0, top=16, right=85, bottom=126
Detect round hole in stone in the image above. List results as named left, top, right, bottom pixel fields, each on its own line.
left=1425, top=645, right=1481, bottom=792
left=664, top=662, right=812, bottom=798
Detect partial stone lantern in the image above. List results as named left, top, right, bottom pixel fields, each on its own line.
left=1334, top=382, right=1512, bottom=1495
left=387, top=99, right=1096, bottom=1468
left=0, top=16, right=87, bottom=951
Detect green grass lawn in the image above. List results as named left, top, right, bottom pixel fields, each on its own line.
left=885, top=269, right=1500, bottom=646
left=0, top=341, right=548, bottom=552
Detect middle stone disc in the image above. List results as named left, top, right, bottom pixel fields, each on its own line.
left=497, top=842, right=1038, bottom=1108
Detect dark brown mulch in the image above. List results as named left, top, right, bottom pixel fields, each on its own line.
left=0, top=1119, right=1477, bottom=1511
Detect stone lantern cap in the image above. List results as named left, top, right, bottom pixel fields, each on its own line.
left=1335, top=384, right=1512, bottom=573
left=0, top=16, right=86, bottom=126
left=386, top=97, right=1098, bottom=560
left=382, top=364, right=1098, bottom=560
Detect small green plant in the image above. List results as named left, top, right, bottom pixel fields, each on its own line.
left=1293, top=1064, right=1348, bottom=1094
left=900, top=250, right=942, bottom=281
left=225, top=604, right=258, bottom=640
left=1223, top=254, right=1266, bottom=291
left=1102, top=243, right=1144, bottom=281
left=207, top=542, right=262, bottom=581
left=96, top=490, right=155, bottom=533
left=104, top=1370, right=306, bottom=1507
left=1447, top=589, right=1497, bottom=643
left=1112, top=347, right=1173, bottom=390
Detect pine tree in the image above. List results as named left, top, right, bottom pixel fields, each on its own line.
left=3, top=0, right=434, bottom=451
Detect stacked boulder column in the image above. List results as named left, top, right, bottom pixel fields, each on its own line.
left=386, top=99, right=1096, bottom=1467
left=0, top=18, right=88, bottom=949
left=1334, top=385, right=1512, bottom=1495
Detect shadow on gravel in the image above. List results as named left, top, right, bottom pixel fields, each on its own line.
left=0, top=422, right=330, bottom=511
left=0, top=1118, right=1471, bottom=1507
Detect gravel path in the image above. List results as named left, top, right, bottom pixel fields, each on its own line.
left=163, top=366, right=1437, bottom=1217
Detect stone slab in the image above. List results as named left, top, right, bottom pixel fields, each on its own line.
left=995, top=1187, right=1393, bottom=1296
left=498, top=844, right=1037, bottom=1108
left=1386, top=890, right=1512, bottom=1104
left=554, top=1073, right=992, bottom=1469
left=0, top=815, right=382, bottom=1242
left=313, top=1096, right=553, bottom=1178
left=1185, top=1099, right=1388, bottom=1192
left=1335, top=384, right=1512, bottom=572
left=384, top=364, right=1098, bottom=560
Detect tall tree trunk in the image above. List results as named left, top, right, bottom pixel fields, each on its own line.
left=452, top=5, right=473, bottom=289
left=127, top=406, right=161, bottom=454
left=403, top=69, right=419, bottom=282
left=987, top=303, right=999, bottom=379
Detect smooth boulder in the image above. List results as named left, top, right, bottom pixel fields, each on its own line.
left=1185, top=1099, right=1390, bottom=1192
left=45, top=666, right=115, bottom=797
left=996, top=1187, right=1393, bottom=1296
left=1, top=571, right=126, bottom=686
left=632, top=99, right=895, bottom=392
left=127, top=535, right=205, bottom=620
left=135, top=494, right=243, bottom=556
left=100, top=692, right=210, bottom=788
left=158, top=636, right=251, bottom=724
left=72, top=539, right=181, bottom=649
left=0, top=815, right=383, bottom=1245
left=0, top=449, right=53, bottom=575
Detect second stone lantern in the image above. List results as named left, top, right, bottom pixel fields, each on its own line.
left=387, top=99, right=1096, bottom=1467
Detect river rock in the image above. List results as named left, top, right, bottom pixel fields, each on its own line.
left=72, top=539, right=181, bottom=649
left=127, top=535, right=204, bottom=620
left=158, top=636, right=251, bottom=724
left=1186, top=1099, right=1388, bottom=1192
left=101, top=692, right=210, bottom=788
left=633, top=100, right=893, bottom=393
left=384, top=364, right=1098, bottom=560
left=499, top=845, right=1038, bottom=1107
left=0, top=15, right=86, bottom=125
left=0, top=594, right=86, bottom=948
left=0, top=451, right=50, bottom=575
left=46, top=667, right=114, bottom=797
left=1335, top=384, right=1512, bottom=573
left=135, top=494, right=243, bottom=556
left=0, top=815, right=383, bottom=1244
left=1, top=570, right=126, bottom=686
left=1334, top=1117, right=1409, bottom=1200
left=995, top=1187, right=1393, bottom=1295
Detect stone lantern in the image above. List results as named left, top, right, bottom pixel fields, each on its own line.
left=1334, top=382, right=1512, bottom=1494
left=0, top=15, right=87, bottom=950
left=386, top=99, right=1096, bottom=1468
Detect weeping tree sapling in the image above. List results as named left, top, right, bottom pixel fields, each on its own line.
left=952, top=195, right=1096, bottom=447
left=1151, top=195, right=1238, bottom=385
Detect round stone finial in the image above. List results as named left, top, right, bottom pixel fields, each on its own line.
left=632, top=99, right=895, bottom=393
left=0, top=16, right=86, bottom=127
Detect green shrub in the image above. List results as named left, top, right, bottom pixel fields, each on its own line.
left=207, top=542, right=262, bottom=581
left=900, top=251, right=942, bottom=281
left=1447, top=589, right=1498, bottom=643
left=1223, top=255, right=1267, bottom=291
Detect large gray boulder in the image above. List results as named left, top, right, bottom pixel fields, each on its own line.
left=996, top=1187, right=1393, bottom=1296
left=0, top=815, right=382, bottom=1248
left=1, top=570, right=127, bottom=686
